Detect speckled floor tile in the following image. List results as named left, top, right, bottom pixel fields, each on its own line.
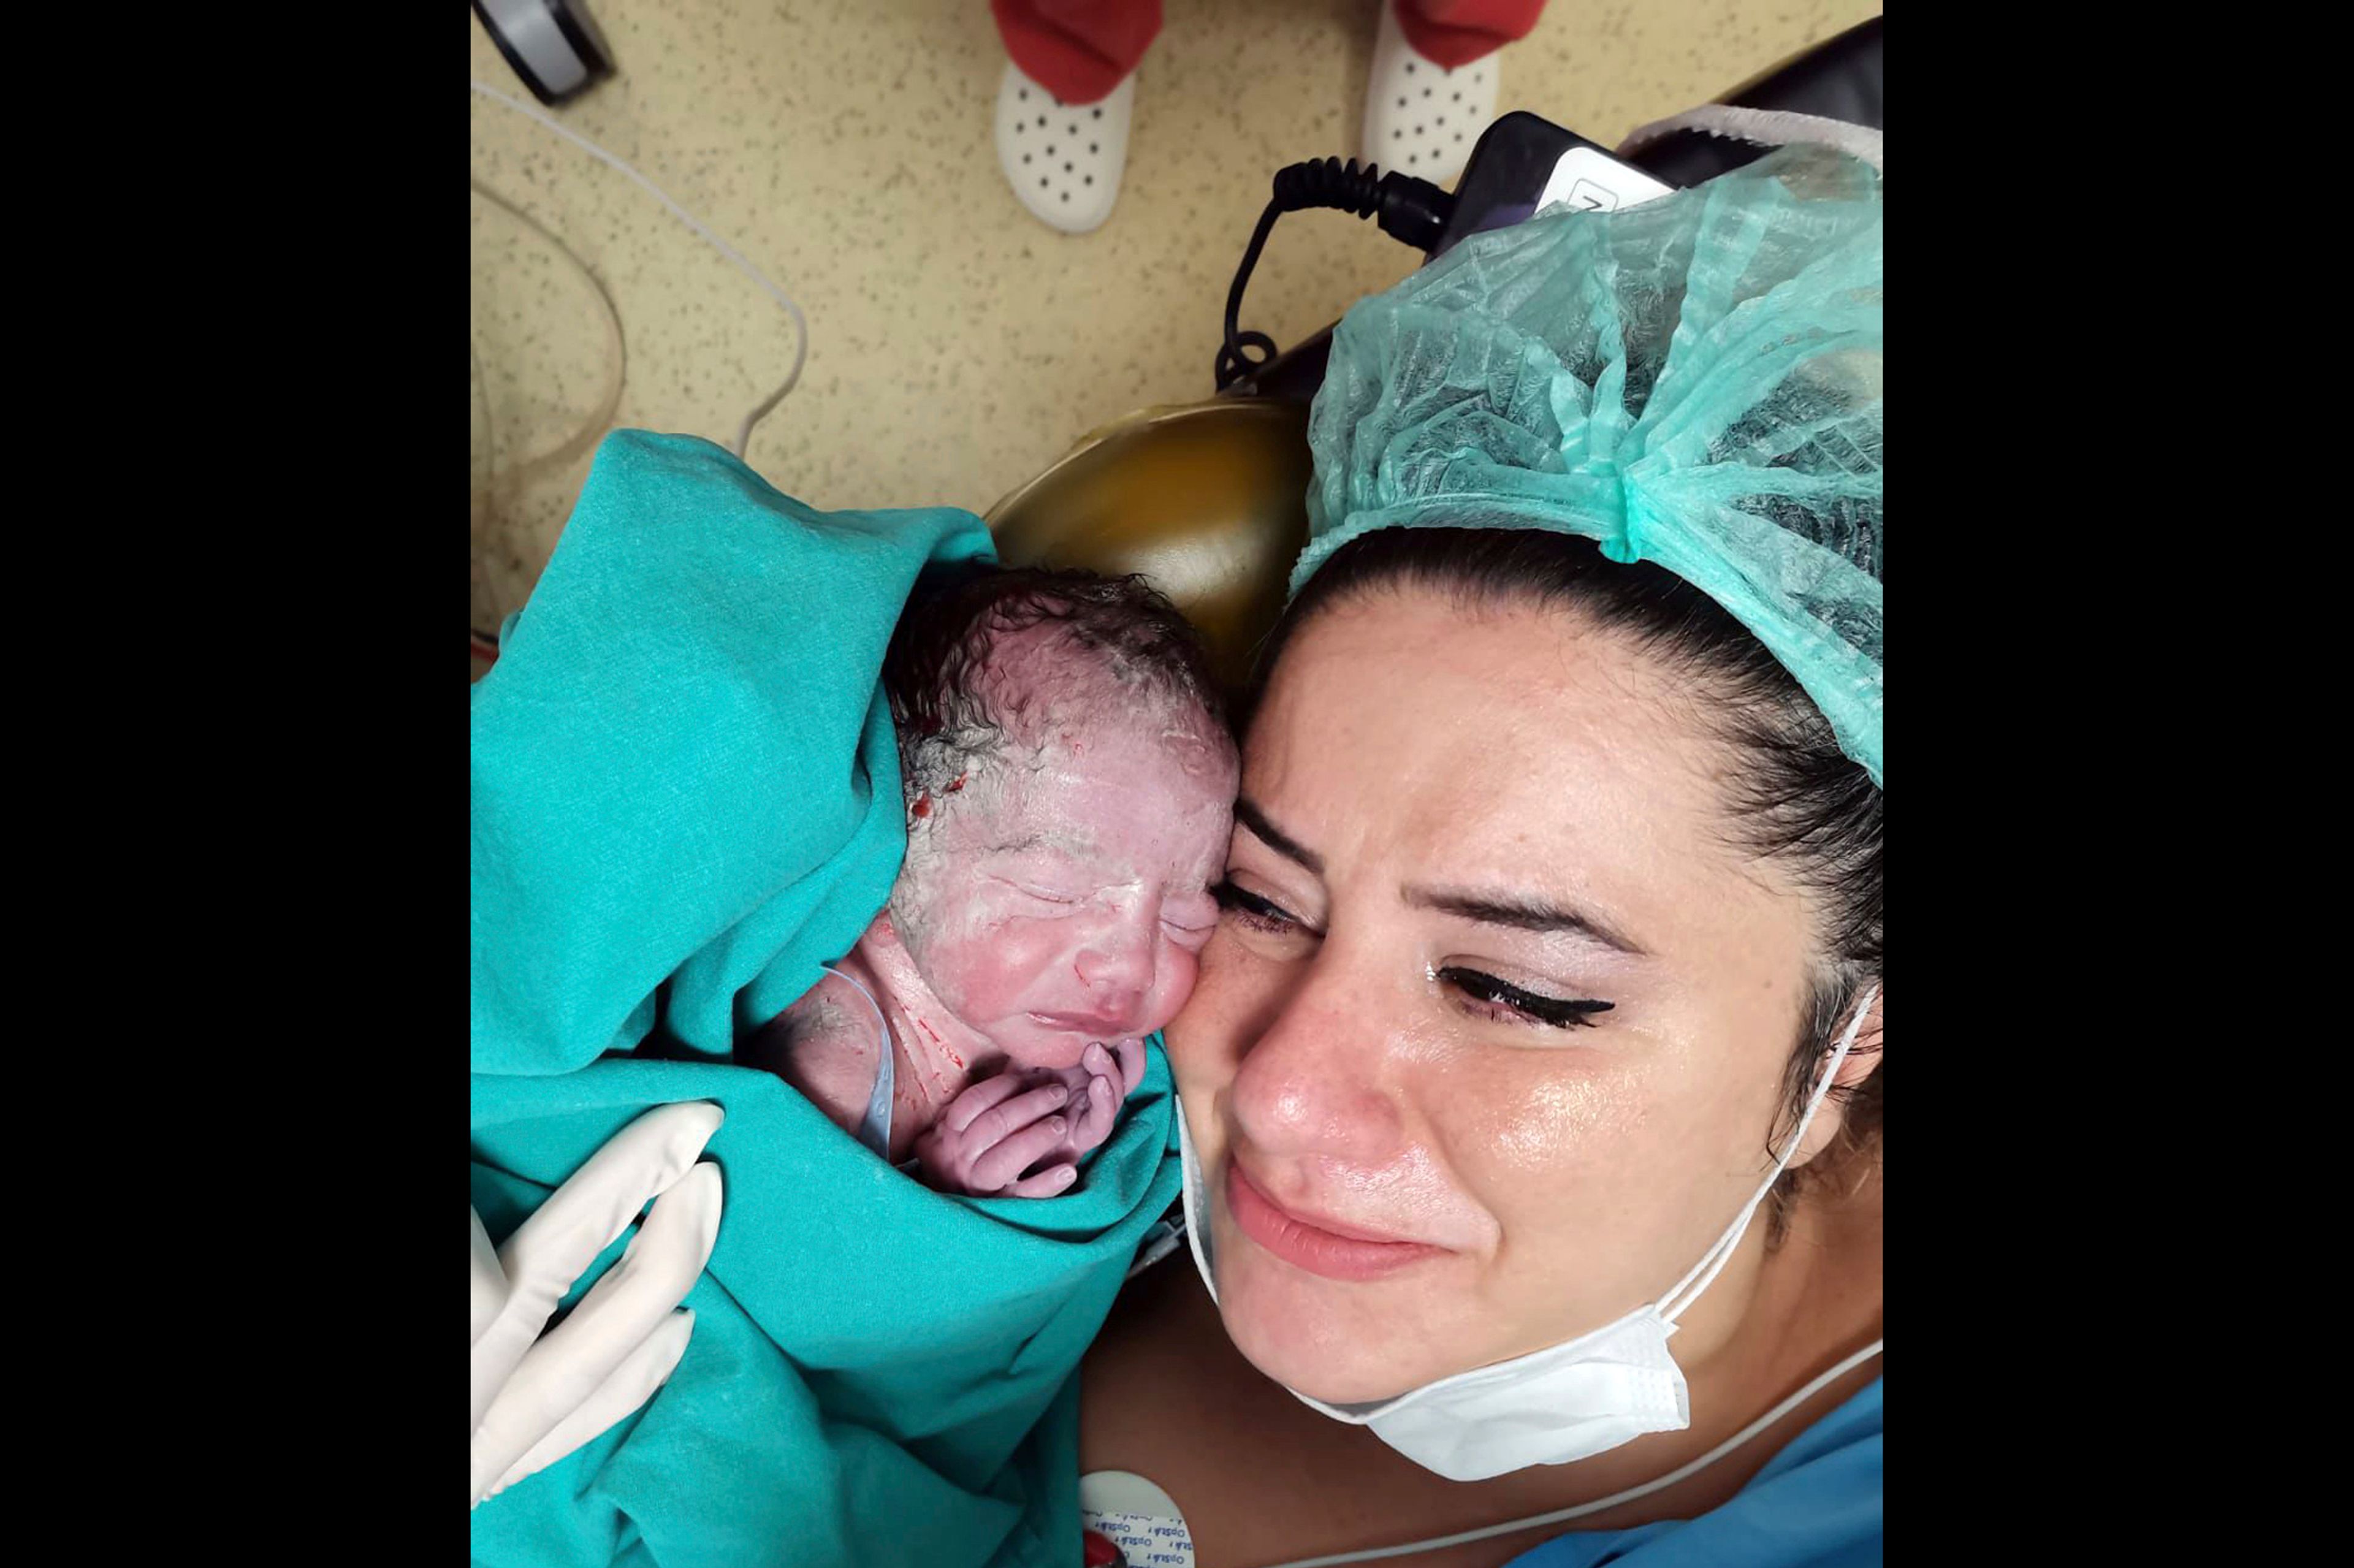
left=469, top=0, right=1878, bottom=633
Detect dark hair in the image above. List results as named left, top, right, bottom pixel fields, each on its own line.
left=882, top=563, right=1227, bottom=802
left=1257, top=528, right=1881, bottom=1231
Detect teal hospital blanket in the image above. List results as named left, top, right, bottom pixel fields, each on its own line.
left=471, top=431, right=1183, bottom=1568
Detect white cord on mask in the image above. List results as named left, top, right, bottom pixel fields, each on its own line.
left=468, top=79, right=810, bottom=460
left=1659, top=984, right=1878, bottom=1323
left=1247, top=1336, right=1884, bottom=1568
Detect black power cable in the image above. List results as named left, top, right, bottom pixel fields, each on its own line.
left=1216, top=158, right=1456, bottom=391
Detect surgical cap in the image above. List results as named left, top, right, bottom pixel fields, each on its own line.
left=1295, top=145, right=1883, bottom=785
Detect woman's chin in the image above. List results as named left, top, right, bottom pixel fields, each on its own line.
left=1213, top=1241, right=1431, bottom=1407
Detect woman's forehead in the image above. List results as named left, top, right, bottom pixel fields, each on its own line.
left=1246, top=595, right=1767, bottom=911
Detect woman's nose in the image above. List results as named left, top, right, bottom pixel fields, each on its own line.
left=1227, top=946, right=1405, bottom=1166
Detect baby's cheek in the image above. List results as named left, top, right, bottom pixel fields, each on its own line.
left=1138, top=943, right=1203, bottom=1036
left=944, top=917, right=1075, bottom=1017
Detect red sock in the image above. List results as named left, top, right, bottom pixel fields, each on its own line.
left=1393, top=0, right=1549, bottom=70
left=990, top=0, right=1162, bottom=105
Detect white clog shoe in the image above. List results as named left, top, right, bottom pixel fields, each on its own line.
left=996, top=59, right=1134, bottom=234
left=1360, top=1, right=1498, bottom=183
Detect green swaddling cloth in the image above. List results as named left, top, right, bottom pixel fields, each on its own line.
left=471, top=430, right=1179, bottom=1568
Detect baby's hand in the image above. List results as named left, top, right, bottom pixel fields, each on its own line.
left=1013, top=1039, right=1149, bottom=1176
left=1061, top=1038, right=1149, bottom=1155
left=916, top=1074, right=1081, bottom=1198
left=913, top=1041, right=1148, bottom=1200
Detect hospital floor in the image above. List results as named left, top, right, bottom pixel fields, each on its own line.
left=469, top=0, right=1879, bottom=644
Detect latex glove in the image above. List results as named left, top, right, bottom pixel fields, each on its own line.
left=470, top=1101, right=725, bottom=1509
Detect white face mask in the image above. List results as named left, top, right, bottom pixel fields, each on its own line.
left=1178, top=986, right=1877, bottom=1483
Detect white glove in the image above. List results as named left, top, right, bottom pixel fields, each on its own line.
left=470, top=1101, right=725, bottom=1509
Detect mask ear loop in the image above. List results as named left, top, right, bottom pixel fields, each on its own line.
left=1658, top=984, right=1878, bottom=1325
left=1176, top=1100, right=1222, bottom=1304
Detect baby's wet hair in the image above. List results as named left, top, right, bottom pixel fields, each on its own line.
left=882, top=563, right=1227, bottom=805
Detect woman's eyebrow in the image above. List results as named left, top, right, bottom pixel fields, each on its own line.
left=1233, top=797, right=1322, bottom=874
left=1403, top=887, right=1649, bottom=956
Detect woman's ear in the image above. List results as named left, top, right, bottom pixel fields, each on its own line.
left=1791, top=987, right=1881, bottom=1168
left=1834, top=988, right=1883, bottom=1093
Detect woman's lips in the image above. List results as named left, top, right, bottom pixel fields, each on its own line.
left=1224, top=1159, right=1444, bottom=1282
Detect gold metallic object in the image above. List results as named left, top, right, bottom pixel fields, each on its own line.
left=986, top=399, right=1312, bottom=707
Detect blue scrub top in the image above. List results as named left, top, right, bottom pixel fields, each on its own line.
left=1506, top=1377, right=1881, bottom=1567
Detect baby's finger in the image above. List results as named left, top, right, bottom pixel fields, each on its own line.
left=972, top=1113, right=1072, bottom=1192
left=943, top=1072, right=1030, bottom=1135
left=1113, top=1038, right=1148, bottom=1095
left=1083, top=1042, right=1114, bottom=1083
left=963, top=1081, right=1071, bottom=1153
left=1072, top=1073, right=1121, bottom=1152
left=1002, top=1163, right=1080, bottom=1199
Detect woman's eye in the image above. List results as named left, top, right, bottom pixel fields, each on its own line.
left=1439, top=966, right=1613, bottom=1030
left=1212, top=880, right=1313, bottom=937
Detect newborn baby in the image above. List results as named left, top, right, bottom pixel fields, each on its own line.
left=745, top=566, right=1239, bottom=1198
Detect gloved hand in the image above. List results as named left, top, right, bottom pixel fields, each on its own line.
left=913, top=1039, right=1146, bottom=1198
left=470, top=1102, right=725, bottom=1509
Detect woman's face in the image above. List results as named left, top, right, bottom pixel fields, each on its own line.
left=1168, top=585, right=1826, bottom=1404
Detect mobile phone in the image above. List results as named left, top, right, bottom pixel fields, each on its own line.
left=1432, top=113, right=1676, bottom=257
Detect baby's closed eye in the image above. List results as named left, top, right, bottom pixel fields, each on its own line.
left=1000, top=878, right=1083, bottom=906
left=1160, top=889, right=1219, bottom=936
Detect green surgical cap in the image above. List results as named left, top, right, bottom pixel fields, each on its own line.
left=1295, top=145, right=1883, bottom=786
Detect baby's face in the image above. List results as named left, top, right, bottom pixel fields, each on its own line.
left=891, top=692, right=1238, bottom=1071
